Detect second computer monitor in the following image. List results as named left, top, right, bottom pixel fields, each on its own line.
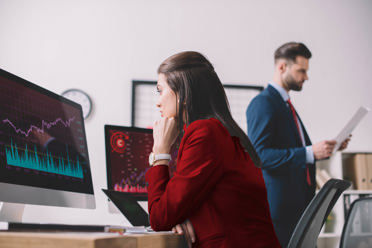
left=104, top=125, right=153, bottom=198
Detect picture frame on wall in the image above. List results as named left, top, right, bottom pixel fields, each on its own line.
left=131, top=80, right=263, bottom=133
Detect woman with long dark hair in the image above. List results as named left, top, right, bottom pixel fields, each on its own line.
left=145, top=51, right=280, bottom=248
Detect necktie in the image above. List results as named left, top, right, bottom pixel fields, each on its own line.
left=287, top=99, right=311, bottom=186
left=287, top=99, right=302, bottom=141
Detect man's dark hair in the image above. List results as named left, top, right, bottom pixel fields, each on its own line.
left=274, top=42, right=312, bottom=63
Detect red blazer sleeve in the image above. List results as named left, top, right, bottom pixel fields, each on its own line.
left=145, top=120, right=224, bottom=231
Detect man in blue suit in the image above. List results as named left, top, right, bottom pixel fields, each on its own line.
left=246, top=42, right=349, bottom=247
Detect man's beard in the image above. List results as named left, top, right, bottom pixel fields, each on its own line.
left=283, top=73, right=303, bottom=91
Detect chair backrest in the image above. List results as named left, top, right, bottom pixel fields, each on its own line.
left=287, top=179, right=351, bottom=248
left=339, top=197, right=372, bottom=248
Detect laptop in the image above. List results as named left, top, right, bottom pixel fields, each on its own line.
left=102, top=189, right=149, bottom=226
left=103, top=125, right=153, bottom=226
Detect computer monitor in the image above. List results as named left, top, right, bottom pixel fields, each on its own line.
left=104, top=125, right=177, bottom=222
left=104, top=125, right=177, bottom=195
left=104, top=125, right=153, bottom=198
left=0, top=68, right=95, bottom=221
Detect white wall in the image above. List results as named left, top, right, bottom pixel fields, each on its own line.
left=0, top=0, right=371, bottom=226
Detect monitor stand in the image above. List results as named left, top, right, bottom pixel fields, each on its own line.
left=0, top=202, right=113, bottom=232
left=0, top=202, right=25, bottom=222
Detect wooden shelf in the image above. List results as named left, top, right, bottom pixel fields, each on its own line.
left=316, top=151, right=372, bottom=248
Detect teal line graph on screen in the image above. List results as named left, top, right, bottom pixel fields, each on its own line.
left=4, top=139, right=83, bottom=179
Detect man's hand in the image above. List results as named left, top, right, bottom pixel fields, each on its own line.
left=338, top=135, right=351, bottom=151
left=172, top=219, right=195, bottom=248
left=312, top=140, right=337, bottom=160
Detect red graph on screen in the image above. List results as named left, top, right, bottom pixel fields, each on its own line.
left=2, top=117, right=76, bottom=137
left=113, top=170, right=148, bottom=193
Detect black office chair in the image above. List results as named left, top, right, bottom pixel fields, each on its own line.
left=339, top=197, right=372, bottom=248
left=287, top=179, right=351, bottom=248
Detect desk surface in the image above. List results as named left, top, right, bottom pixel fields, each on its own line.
left=0, top=231, right=186, bottom=248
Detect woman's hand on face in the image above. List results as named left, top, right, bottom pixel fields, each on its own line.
left=152, top=117, right=178, bottom=154
left=172, top=219, right=195, bottom=248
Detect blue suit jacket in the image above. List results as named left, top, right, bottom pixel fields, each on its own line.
left=246, top=85, right=316, bottom=247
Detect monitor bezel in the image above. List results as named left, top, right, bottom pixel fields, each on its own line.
left=0, top=68, right=83, bottom=110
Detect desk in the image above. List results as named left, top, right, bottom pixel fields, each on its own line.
left=0, top=231, right=186, bottom=248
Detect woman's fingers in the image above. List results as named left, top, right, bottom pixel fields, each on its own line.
left=172, top=220, right=196, bottom=248
left=175, top=224, right=183, bottom=234
left=185, top=220, right=195, bottom=243
left=152, top=117, right=179, bottom=154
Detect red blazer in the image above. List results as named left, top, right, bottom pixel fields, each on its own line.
left=146, top=118, right=281, bottom=248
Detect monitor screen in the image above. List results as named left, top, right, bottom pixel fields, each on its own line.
left=104, top=125, right=177, bottom=198
left=0, top=68, right=95, bottom=215
left=104, top=125, right=153, bottom=196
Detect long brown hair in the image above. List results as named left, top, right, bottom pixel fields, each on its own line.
left=158, top=51, right=262, bottom=167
